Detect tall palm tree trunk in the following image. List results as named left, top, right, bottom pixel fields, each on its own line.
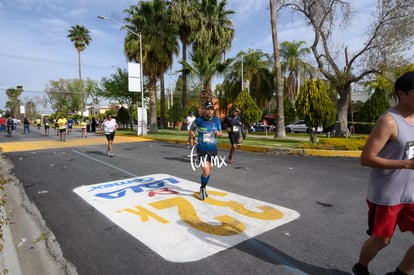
left=270, top=0, right=286, bottom=138
left=77, top=50, right=84, bottom=116
left=181, top=43, right=188, bottom=110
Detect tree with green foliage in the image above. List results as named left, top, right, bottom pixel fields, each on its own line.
left=223, top=49, right=274, bottom=111
left=296, top=79, right=336, bottom=142
left=5, top=86, right=23, bottom=118
left=169, top=0, right=196, bottom=110
left=280, top=0, right=414, bottom=137
left=279, top=40, right=312, bottom=105
left=355, top=87, right=390, bottom=123
left=96, top=68, right=137, bottom=131
left=189, top=0, right=234, bottom=104
left=232, top=90, right=262, bottom=133
left=45, top=78, right=97, bottom=115
left=67, top=25, right=92, bottom=115
left=124, top=0, right=179, bottom=133
left=168, top=102, right=186, bottom=129
left=117, top=106, right=131, bottom=128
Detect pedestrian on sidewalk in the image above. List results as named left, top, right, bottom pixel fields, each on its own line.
left=189, top=101, right=222, bottom=200
left=102, top=113, right=118, bottom=157
left=352, top=71, right=414, bottom=275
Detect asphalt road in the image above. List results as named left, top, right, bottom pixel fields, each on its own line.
left=0, top=126, right=410, bottom=275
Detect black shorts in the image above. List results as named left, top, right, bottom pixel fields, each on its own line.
left=59, top=129, right=66, bottom=133
left=105, top=132, right=116, bottom=141
left=197, top=150, right=217, bottom=162
left=228, top=131, right=240, bottom=145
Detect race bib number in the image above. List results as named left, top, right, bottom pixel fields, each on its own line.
left=406, top=141, right=414, bottom=159
left=202, top=132, right=214, bottom=143
left=108, top=127, right=115, bottom=133
left=232, top=126, right=239, bottom=132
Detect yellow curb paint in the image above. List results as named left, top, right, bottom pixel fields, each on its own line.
left=0, top=136, right=151, bottom=153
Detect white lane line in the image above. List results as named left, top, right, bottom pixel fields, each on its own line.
left=71, top=149, right=138, bottom=177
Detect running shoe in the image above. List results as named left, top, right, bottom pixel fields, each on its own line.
left=227, top=156, right=234, bottom=164
left=352, top=263, right=370, bottom=275
left=199, top=187, right=208, bottom=200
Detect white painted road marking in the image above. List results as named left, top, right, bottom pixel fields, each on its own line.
left=73, top=174, right=300, bottom=263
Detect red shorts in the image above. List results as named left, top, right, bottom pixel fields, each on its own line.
left=366, top=200, right=414, bottom=238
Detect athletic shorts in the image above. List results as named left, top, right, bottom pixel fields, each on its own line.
left=228, top=131, right=240, bottom=145
left=59, top=129, right=66, bottom=133
left=366, top=200, right=414, bottom=238
left=197, top=150, right=217, bottom=162
left=105, top=132, right=115, bottom=141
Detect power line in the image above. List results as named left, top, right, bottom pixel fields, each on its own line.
left=0, top=52, right=114, bottom=69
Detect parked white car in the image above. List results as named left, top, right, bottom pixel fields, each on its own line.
left=286, top=120, right=323, bottom=133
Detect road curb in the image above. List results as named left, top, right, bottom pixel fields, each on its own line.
left=148, top=137, right=361, bottom=158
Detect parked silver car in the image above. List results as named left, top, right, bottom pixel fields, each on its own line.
left=286, top=120, right=323, bottom=133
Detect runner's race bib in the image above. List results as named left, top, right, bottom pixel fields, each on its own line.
left=202, top=132, right=214, bottom=143
left=232, top=126, right=239, bottom=132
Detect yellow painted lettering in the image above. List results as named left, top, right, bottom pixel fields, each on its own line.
left=119, top=205, right=169, bottom=224
left=199, top=191, right=284, bottom=220
left=150, top=197, right=245, bottom=236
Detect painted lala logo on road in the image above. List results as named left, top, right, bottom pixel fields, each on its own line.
left=73, top=174, right=300, bottom=262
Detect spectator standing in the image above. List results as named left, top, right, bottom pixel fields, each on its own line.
left=352, top=72, right=414, bottom=275
left=86, top=118, right=91, bottom=132
left=91, top=117, right=97, bottom=132
left=189, top=101, right=222, bottom=200
left=23, top=117, right=30, bottom=134
left=0, top=116, right=6, bottom=132
left=12, top=117, right=18, bottom=130
left=102, top=114, right=118, bottom=157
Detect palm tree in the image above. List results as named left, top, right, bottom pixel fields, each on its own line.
left=5, top=86, right=23, bottom=118
left=222, top=50, right=274, bottom=111
left=190, top=0, right=235, bottom=103
left=67, top=25, right=92, bottom=115
left=124, top=0, right=179, bottom=133
left=180, top=48, right=226, bottom=103
left=169, top=0, right=196, bottom=110
left=279, top=40, right=311, bottom=106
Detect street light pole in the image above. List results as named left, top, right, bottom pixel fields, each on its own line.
left=97, top=15, right=145, bottom=136
left=240, top=51, right=260, bottom=94
left=241, top=55, right=244, bottom=92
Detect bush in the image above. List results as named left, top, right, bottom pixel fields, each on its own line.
left=297, top=136, right=368, bottom=150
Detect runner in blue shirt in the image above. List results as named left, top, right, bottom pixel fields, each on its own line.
left=189, top=101, right=222, bottom=200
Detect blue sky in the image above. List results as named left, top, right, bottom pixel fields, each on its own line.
left=0, top=0, right=376, bottom=113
